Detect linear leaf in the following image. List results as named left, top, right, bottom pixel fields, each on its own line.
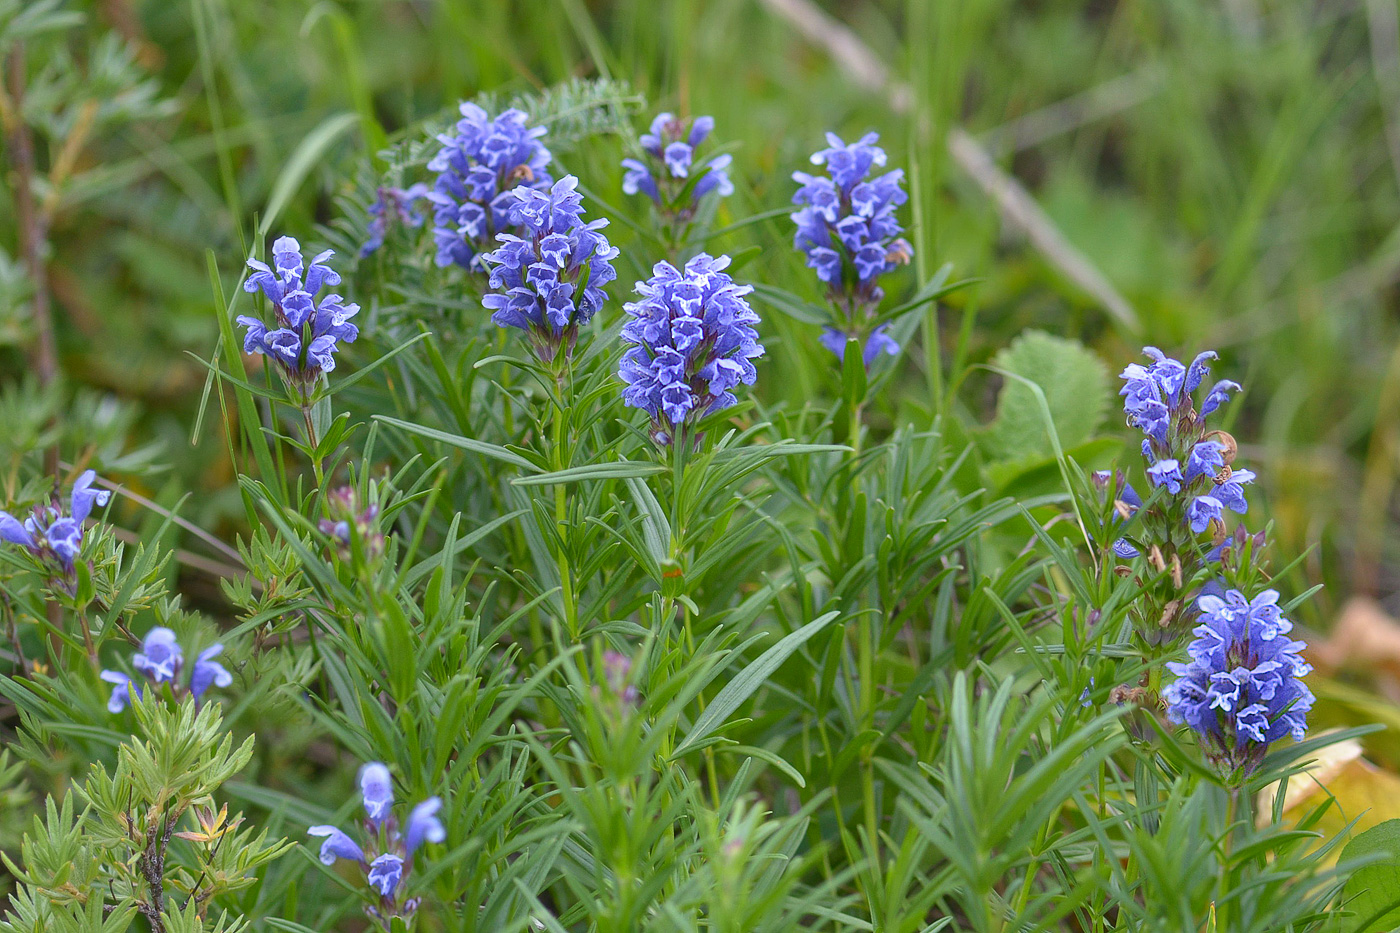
left=373, top=416, right=542, bottom=473
left=673, top=610, right=840, bottom=756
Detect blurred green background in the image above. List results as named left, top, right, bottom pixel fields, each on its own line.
left=3, top=0, right=1397, bottom=649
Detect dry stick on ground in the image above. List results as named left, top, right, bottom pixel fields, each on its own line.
left=978, top=66, right=1165, bottom=158
left=946, top=128, right=1140, bottom=332
left=757, top=0, right=912, bottom=111
left=755, top=0, right=1140, bottom=333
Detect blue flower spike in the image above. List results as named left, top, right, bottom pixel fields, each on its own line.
left=481, top=175, right=619, bottom=365
left=621, top=111, right=734, bottom=224
left=239, top=236, right=359, bottom=396
left=619, top=253, right=764, bottom=447
left=427, top=103, right=554, bottom=271
left=360, top=184, right=429, bottom=258
left=1163, top=588, right=1313, bottom=775
left=306, top=761, right=445, bottom=920
left=1115, top=347, right=1252, bottom=550
left=792, top=131, right=913, bottom=370
left=0, top=469, right=112, bottom=582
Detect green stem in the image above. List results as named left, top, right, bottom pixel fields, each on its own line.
left=858, top=611, right=878, bottom=854
left=77, top=608, right=98, bottom=673
left=300, top=401, right=324, bottom=486
left=1218, top=784, right=1241, bottom=932
left=551, top=394, right=578, bottom=640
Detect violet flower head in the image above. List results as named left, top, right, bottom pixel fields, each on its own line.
left=405, top=798, right=446, bottom=854
left=239, top=236, right=359, bottom=389
left=792, top=132, right=912, bottom=299
left=621, top=112, right=733, bottom=220
left=368, top=855, right=405, bottom=899
left=308, top=825, right=366, bottom=866
left=99, top=671, right=138, bottom=714
left=361, top=184, right=429, bottom=258
left=1119, top=347, right=1237, bottom=451
left=306, top=761, right=444, bottom=915
left=102, top=628, right=232, bottom=713
left=1186, top=468, right=1255, bottom=533
left=480, top=175, right=619, bottom=363
left=619, top=253, right=764, bottom=446
left=792, top=131, right=912, bottom=365
left=427, top=103, right=553, bottom=271
left=599, top=651, right=640, bottom=719
left=1146, top=459, right=1184, bottom=495
left=1162, top=587, right=1313, bottom=774
left=0, top=469, right=111, bottom=577
left=360, top=762, right=394, bottom=825
left=1115, top=347, right=1254, bottom=545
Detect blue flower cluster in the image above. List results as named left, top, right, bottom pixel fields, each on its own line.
left=0, top=470, right=110, bottom=577
left=360, top=184, right=429, bottom=258
left=1163, top=588, right=1313, bottom=772
left=427, top=103, right=553, bottom=271
left=481, top=175, right=619, bottom=363
left=239, top=236, right=359, bottom=387
left=309, top=762, right=444, bottom=915
left=791, top=131, right=913, bottom=367
left=619, top=253, right=764, bottom=445
left=101, top=627, right=232, bottom=713
left=621, top=112, right=733, bottom=220
left=1118, top=347, right=1248, bottom=541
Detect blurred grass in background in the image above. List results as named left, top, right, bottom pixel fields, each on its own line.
left=3, top=0, right=1399, bottom=723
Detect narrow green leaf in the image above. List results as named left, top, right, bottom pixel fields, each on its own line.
left=373, top=416, right=542, bottom=473
left=674, top=611, right=840, bottom=756
left=511, top=460, right=667, bottom=486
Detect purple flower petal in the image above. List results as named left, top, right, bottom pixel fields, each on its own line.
left=307, top=825, right=366, bottom=865
left=0, top=512, right=36, bottom=549
left=367, top=853, right=404, bottom=898
left=405, top=797, right=446, bottom=855
left=359, top=762, right=394, bottom=824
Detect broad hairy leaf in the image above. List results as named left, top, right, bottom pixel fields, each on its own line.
left=981, top=330, right=1110, bottom=464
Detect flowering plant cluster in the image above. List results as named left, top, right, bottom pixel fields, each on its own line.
left=1098, top=346, right=1312, bottom=775
left=427, top=103, right=554, bottom=271
left=239, top=236, right=360, bottom=393
left=621, top=112, right=733, bottom=227
left=0, top=469, right=110, bottom=580
left=791, top=131, right=913, bottom=368
left=308, top=762, right=445, bottom=924
left=0, top=71, right=1361, bottom=933
left=619, top=253, right=763, bottom=446
left=481, top=175, right=619, bottom=364
left=99, top=627, right=232, bottom=713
